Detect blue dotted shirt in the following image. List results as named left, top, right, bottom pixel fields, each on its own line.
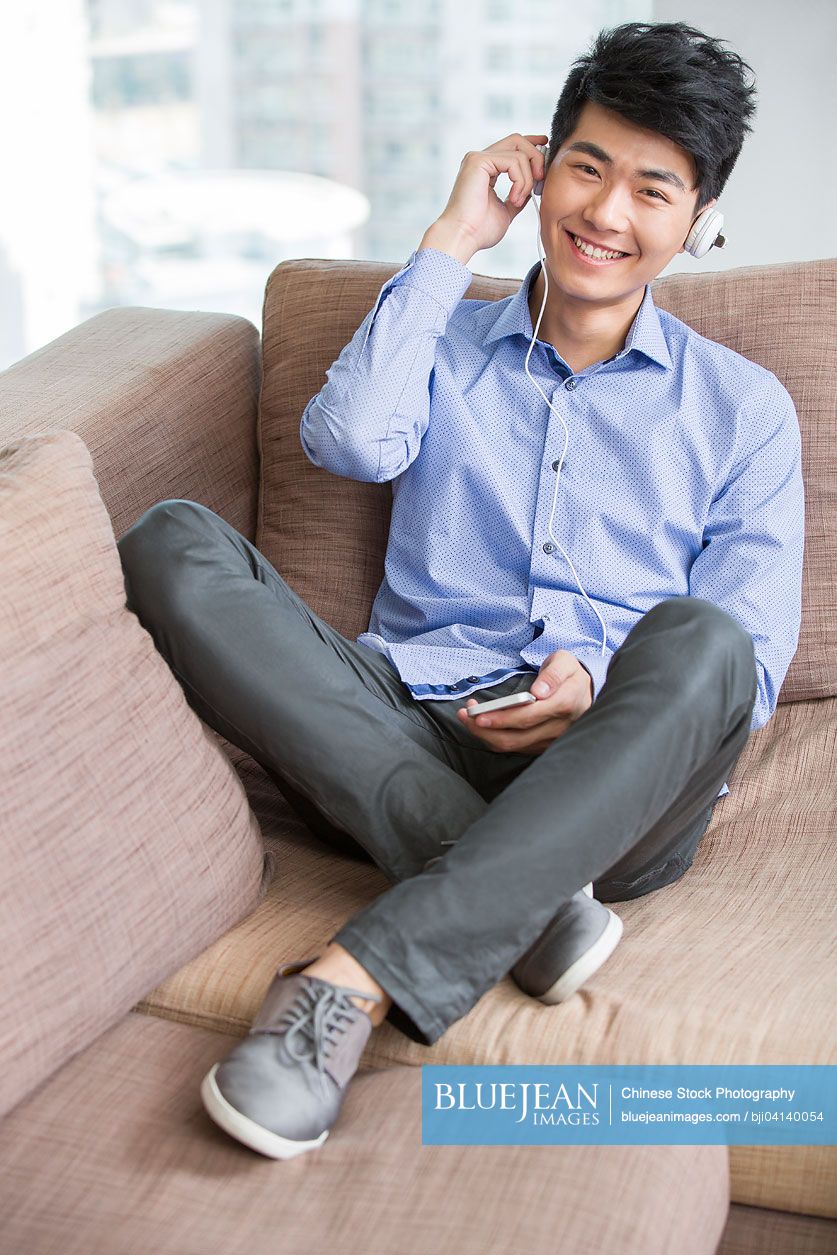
left=300, top=247, right=805, bottom=799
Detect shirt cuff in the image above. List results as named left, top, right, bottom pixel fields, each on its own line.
left=575, top=652, right=609, bottom=703
left=387, top=246, right=474, bottom=317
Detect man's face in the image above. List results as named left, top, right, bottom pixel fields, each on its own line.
left=539, top=101, right=714, bottom=306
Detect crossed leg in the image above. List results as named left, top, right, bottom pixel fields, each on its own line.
left=117, top=499, right=757, bottom=1044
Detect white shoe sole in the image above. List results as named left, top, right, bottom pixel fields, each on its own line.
left=200, top=1063, right=329, bottom=1160
left=535, top=908, right=623, bottom=1005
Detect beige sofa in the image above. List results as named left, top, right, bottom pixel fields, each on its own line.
left=0, top=254, right=834, bottom=1254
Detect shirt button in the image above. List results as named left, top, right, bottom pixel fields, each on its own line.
left=565, top=378, right=577, bottom=390
left=542, top=613, right=551, bottom=621
left=543, top=541, right=555, bottom=553
left=551, top=459, right=564, bottom=471
left=467, top=676, right=479, bottom=683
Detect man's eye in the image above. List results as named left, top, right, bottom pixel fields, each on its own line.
left=576, top=164, right=599, bottom=176
left=643, top=189, right=667, bottom=201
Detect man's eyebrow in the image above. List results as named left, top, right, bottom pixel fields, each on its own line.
left=565, top=141, right=688, bottom=192
left=636, top=166, right=687, bottom=192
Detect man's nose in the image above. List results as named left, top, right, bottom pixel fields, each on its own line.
left=582, top=185, right=631, bottom=235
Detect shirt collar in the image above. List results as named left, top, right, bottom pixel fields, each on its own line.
left=483, top=260, right=673, bottom=371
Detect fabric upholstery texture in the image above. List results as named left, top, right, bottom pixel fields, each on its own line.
left=139, top=691, right=837, bottom=1217
left=717, top=1204, right=837, bottom=1255
left=2, top=257, right=833, bottom=1244
left=152, top=254, right=837, bottom=1224
left=0, top=1010, right=731, bottom=1255
left=0, top=431, right=269, bottom=1119
left=0, top=306, right=262, bottom=544
left=256, top=257, right=834, bottom=705
left=245, top=254, right=835, bottom=1216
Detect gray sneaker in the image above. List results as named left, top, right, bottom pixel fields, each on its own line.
left=510, top=885, right=623, bottom=1004
left=200, top=956, right=381, bottom=1160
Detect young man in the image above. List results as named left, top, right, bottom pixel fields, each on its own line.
left=117, top=23, right=803, bottom=1160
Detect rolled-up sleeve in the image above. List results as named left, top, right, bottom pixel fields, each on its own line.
left=687, top=373, right=805, bottom=731
left=299, top=247, right=473, bottom=483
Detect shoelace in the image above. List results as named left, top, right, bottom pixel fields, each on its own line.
left=267, top=980, right=359, bottom=1077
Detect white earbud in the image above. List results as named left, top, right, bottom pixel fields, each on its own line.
left=533, top=143, right=548, bottom=197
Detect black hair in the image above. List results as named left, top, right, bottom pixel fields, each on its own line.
left=548, top=22, right=757, bottom=210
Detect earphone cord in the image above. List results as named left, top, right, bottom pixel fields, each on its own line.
left=523, top=191, right=608, bottom=659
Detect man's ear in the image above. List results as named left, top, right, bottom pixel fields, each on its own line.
left=677, top=195, right=718, bottom=254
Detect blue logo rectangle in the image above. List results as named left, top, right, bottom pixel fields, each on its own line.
left=421, top=1065, right=837, bottom=1145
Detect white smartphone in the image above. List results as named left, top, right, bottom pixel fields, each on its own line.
left=466, top=690, right=537, bottom=717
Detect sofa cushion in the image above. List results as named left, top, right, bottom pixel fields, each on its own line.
left=257, top=257, right=835, bottom=704
left=651, top=260, right=835, bottom=704
left=0, top=431, right=270, bottom=1119
left=0, top=1009, right=730, bottom=1255
left=137, top=695, right=837, bottom=1217
left=718, top=1204, right=837, bottom=1255
left=0, top=306, right=262, bottom=545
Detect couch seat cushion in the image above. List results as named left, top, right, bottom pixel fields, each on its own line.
left=138, top=695, right=837, bottom=1217
left=0, top=1009, right=729, bottom=1255
left=718, top=1204, right=837, bottom=1254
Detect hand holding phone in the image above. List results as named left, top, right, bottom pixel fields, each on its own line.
left=466, top=690, right=537, bottom=718
left=419, top=133, right=548, bottom=263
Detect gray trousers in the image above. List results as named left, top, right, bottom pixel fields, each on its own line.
left=116, top=499, right=758, bottom=1046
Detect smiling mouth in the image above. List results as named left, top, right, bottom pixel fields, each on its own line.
left=566, top=229, right=631, bottom=262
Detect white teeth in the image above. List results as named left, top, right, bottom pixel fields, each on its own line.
left=572, top=234, right=626, bottom=261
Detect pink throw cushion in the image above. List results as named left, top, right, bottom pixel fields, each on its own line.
left=0, top=430, right=268, bottom=1118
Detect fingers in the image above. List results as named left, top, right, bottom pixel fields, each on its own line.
left=458, top=700, right=501, bottom=742
left=479, top=152, right=531, bottom=207
left=484, top=132, right=548, bottom=153
left=461, top=673, right=581, bottom=730
left=495, top=695, right=574, bottom=730
left=459, top=693, right=572, bottom=734
left=535, top=649, right=585, bottom=692
left=439, top=132, right=547, bottom=252
left=458, top=701, right=570, bottom=754
left=480, top=132, right=548, bottom=208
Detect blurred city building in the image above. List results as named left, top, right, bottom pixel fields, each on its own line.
left=198, top=0, right=649, bottom=272
left=1, top=0, right=651, bottom=370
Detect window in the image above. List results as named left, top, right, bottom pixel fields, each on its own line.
left=485, top=45, right=512, bottom=72
left=486, top=94, right=514, bottom=121
left=0, top=0, right=662, bottom=370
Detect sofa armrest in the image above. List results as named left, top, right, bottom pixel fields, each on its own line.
left=0, top=307, right=261, bottom=542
